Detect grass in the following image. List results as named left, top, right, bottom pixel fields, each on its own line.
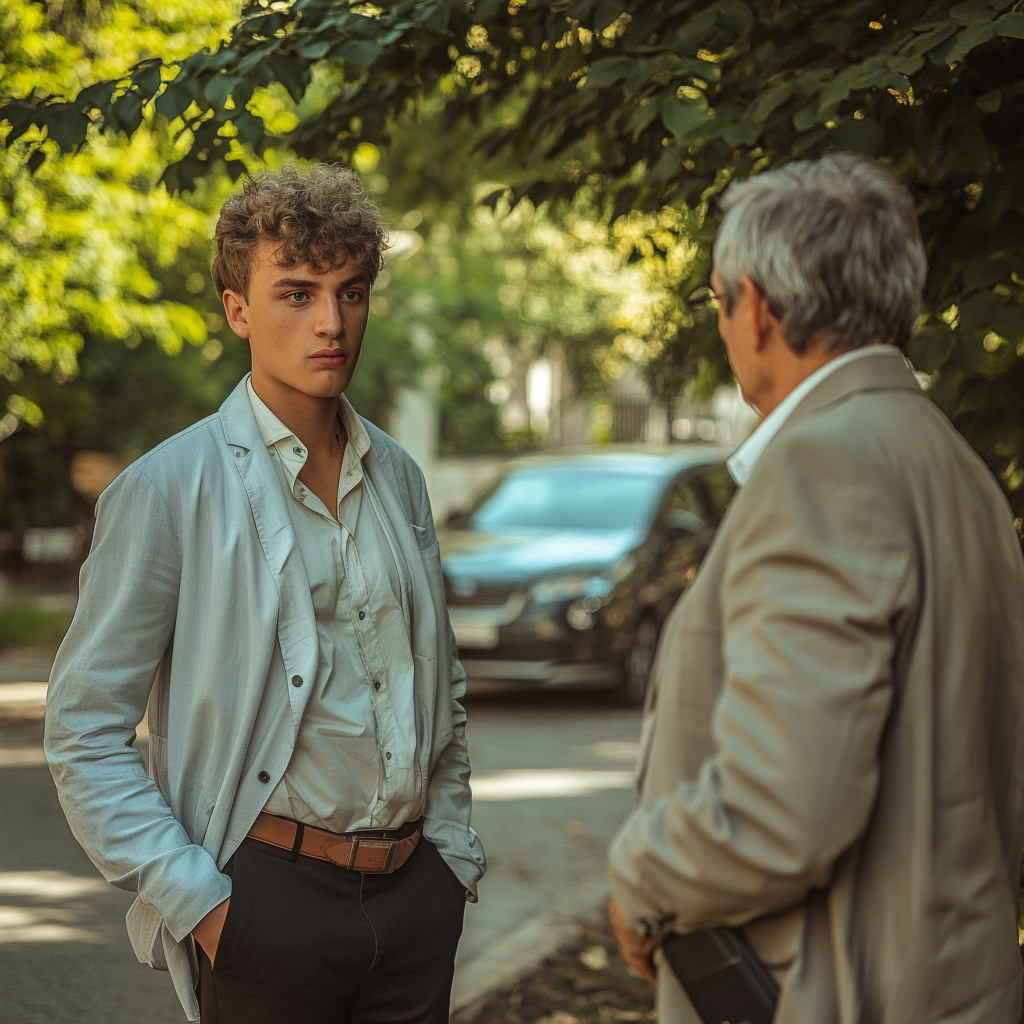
left=460, top=919, right=655, bottom=1024
left=0, top=598, right=72, bottom=650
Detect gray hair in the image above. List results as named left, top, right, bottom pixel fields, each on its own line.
left=713, top=154, right=927, bottom=352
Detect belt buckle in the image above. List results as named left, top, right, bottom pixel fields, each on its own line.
left=345, top=836, right=360, bottom=870
left=380, top=839, right=400, bottom=874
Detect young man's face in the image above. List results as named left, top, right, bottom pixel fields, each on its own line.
left=222, top=239, right=371, bottom=401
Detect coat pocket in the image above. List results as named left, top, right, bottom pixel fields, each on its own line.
left=410, top=522, right=438, bottom=551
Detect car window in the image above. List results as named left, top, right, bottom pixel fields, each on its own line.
left=699, top=466, right=737, bottom=523
left=660, top=476, right=709, bottom=534
left=471, top=468, right=663, bottom=531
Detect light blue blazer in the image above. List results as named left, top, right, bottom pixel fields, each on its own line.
left=44, top=376, right=486, bottom=1021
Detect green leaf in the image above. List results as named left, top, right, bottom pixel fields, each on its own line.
left=906, top=325, right=955, bottom=373
left=990, top=305, right=1024, bottom=341
left=583, top=57, right=641, bottom=91
left=414, top=4, right=451, bottom=32
left=994, top=12, right=1024, bottom=38
left=977, top=88, right=1001, bottom=113
left=661, top=93, right=709, bottom=138
left=627, top=99, right=662, bottom=139
left=594, top=0, right=623, bottom=33
left=134, top=63, right=163, bottom=99
left=959, top=290, right=1004, bottom=331
left=238, top=41, right=282, bottom=75
left=946, top=22, right=998, bottom=63
left=155, top=81, right=193, bottom=121
left=76, top=80, right=117, bottom=113
left=337, top=40, right=383, bottom=73
left=899, top=22, right=957, bottom=60
left=108, top=91, right=145, bottom=137
left=204, top=74, right=243, bottom=108
left=293, top=36, right=334, bottom=60
left=43, top=104, right=88, bottom=152
left=0, top=102, right=41, bottom=146
left=827, top=114, right=883, bottom=156
left=266, top=54, right=311, bottom=102
left=949, top=1, right=997, bottom=27
left=793, top=104, right=823, bottom=132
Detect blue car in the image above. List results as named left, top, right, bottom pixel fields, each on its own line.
left=439, top=446, right=735, bottom=705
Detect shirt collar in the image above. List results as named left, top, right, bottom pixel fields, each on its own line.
left=245, top=376, right=371, bottom=492
left=726, top=345, right=904, bottom=487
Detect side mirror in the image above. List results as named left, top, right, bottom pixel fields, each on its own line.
left=444, top=507, right=473, bottom=530
left=664, top=509, right=705, bottom=538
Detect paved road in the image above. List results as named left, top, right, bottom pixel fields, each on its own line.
left=0, top=656, right=640, bottom=1023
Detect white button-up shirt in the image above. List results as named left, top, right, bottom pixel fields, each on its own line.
left=726, top=344, right=906, bottom=486
left=247, top=379, right=421, bottom=833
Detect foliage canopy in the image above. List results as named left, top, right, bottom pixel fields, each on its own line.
left=5, top=0, right=1024, bottom=514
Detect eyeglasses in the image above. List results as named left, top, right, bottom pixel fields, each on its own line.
left=687, top=288, right=728, bottom=310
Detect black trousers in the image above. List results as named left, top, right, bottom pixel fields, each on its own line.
left=196, top=835, right=465, bottom=1024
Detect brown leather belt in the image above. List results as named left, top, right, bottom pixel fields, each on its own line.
left=247, top=812, right=421, bottom=873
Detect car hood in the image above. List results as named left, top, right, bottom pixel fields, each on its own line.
left=438, top=526, right=641, bottom=583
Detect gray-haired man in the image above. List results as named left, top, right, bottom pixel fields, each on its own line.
left=608, top=154, right=1024, bottom=1023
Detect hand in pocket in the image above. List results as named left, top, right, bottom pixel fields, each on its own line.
left=193, top=898, right=231, bottom=967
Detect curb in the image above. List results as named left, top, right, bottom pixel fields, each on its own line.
left=451, top=876, right=610, bottom=1021
left=0, top=682, right=47, bottom=727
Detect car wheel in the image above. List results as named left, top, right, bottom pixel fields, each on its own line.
left=613, top=615, right=659, bottom=707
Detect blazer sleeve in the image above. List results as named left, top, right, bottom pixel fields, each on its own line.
left=44, top=467, right=231, bottom=942
left=608, top=433, right=915, bottom=938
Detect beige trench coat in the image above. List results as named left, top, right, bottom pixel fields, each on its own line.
left=609, top=353, right=1024, bottom=1023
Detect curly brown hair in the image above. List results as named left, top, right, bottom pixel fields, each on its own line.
left=211, top=164, right=387, bottom=297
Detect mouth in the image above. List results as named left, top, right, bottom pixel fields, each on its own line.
left=309, top=349, right=347, bottom=368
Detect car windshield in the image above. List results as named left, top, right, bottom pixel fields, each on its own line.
left=472, top=467, right=663, bottom=531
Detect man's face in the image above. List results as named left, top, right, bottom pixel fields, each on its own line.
left=711, top=267, right=765, bottom=411
left=222, top=239, right=371, bottom=400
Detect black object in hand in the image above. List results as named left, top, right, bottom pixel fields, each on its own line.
left=660, top=927, right=779, bottom=1024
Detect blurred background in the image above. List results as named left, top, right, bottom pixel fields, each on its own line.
left=0, top=0, right=757, bottom=625
left=2, top=2, right=1024, bottom=1022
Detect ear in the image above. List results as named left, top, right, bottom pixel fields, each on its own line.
left=222, top=289, right=251, bottom=339
left=740, top=275, right=780, bottom=354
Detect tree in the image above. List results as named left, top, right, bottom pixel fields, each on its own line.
left=0, top=1, right=424, bottom=528
left=7, top=1, right=1024, bottom=516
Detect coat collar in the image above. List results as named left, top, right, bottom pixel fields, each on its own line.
left=780, top=345, right=922, bottom=437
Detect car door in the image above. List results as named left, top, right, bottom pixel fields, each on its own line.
left=639, top=471, right=714, bottom=622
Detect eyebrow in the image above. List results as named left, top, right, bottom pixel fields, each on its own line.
left=272, top=274, right=369, bottom=290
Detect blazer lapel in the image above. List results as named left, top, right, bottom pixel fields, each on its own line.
left=217, top=376, right=318, bottom=736
left=362, top=436, right=438, bottom=656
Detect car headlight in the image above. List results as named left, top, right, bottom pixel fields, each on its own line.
left=530, top=554, right=635, bottom=605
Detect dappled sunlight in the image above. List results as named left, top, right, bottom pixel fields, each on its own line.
left=471, top=768, right=633, bottom=801
left=0, top=870, right=109, bottom=944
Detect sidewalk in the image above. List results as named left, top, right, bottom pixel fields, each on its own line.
left=0, top=647, right=56, bottom=727
left=0, top=648, right=635, bottom=1019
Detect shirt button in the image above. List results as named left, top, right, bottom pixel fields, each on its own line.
left=234, top=450, right=242, bottom=458
left=358, top=610, right=366, bottom=620
left=373, top=681, right=381, bottom=691
left=291, top=675, right=303, bottom=688
left=293, top=446, right=303, bottom=456
left=385, top=751, right=392, bottom=760
left=258, top=771, right=270, bottom=783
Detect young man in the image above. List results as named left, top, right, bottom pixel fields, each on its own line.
left=45, top=164, right=485, bottom=1024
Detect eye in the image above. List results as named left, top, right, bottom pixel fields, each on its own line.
left=287, top=291, right=308, bottom=302
left=343, top=289, right=365, bottom=302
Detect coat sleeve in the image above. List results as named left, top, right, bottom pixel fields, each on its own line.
left=405, top=462, right=487, bottom=897
left=45, top=467, right=231, bottom=942
left=608, top=433, right=915, bottom=938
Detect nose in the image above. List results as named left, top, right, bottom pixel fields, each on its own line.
left=314, top=296, right=344, bottom=339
